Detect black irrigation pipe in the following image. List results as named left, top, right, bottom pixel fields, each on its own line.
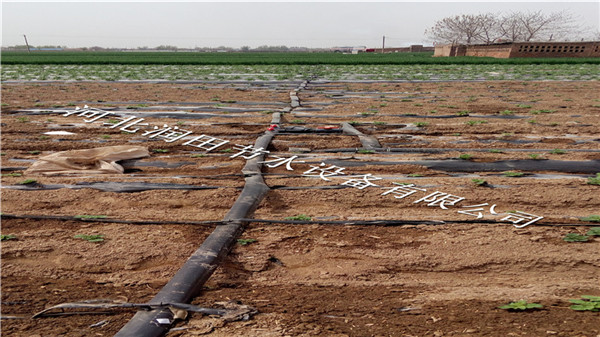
left=113, top=83, right=304, bottom=337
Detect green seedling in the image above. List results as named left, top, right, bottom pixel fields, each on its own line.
left=101, top=135, right=111, bottom=139
left=451, top=133, right=461, bottom=136
left=530, top=109, right=556, bottom=114
left=106, top=119, right=120, bottom=124
left=191, top=154, right=206, bottom=158
left=373, top=121, right=387, bottom=125
left=237, top=238, right=257, bottom=246
left=586, top=227, right=600, bottom=236
left=472, top=178, right=488, bottom=186
left=29, top=150, right=41, bottom=155
left=16, top=117, right=29, bottom=123
left=219, top=148, right=233, bottom=153
left=290, top=119, right=305, bottom=124
left=0, top=153, right=6, bottom=156
left=285, top=214, right=312, bottom=221
left=489, top=149, right=503, bottom=153
left=2, top=172, right=23, bottom=177
left=458, top=154, right=473, bottom=160
left=503, top=171, right=525, bottom=177
left=587, top=173, right=600, bottom=186
left=17, top=179, right=37, bottom=185
left=499, top=300, right=543, bottom=311
left=401, top=99, right=413, bottom=102
left=517, top=104, right=532, bottom=108
left=563, top=233, right=589, bottom=242
left=1, top=234, right=17, bottom=241
left=74, top=234, right=105, bottom=243
left=152, top=149, right=169, bottom=153
left=408, top=173, right=424, bottom=177
left=357, top=149, right=374, bottom=154
left=580, top=215, right=600, bottom=223
left=413, top=103, right=423, bottom=107
left=75, top=215, right=107, bottom=219
left=528, top=154, right=543, bottom=160
left=549, top=149, right=566, bottom=155
left=569, top=296, right=600, bottom=312
left=39, top=135, right=50, bottom=140
left=415, top=122, right=428, bottom=127
left=465, top=120, right=487, bottom=126
left=348, top=121, right=359, bottom=126
left=528, top=120, right=537, bottom=124
left=456, top=111, right=470, bottom=116
left=500, top=110, right=515, bottom=115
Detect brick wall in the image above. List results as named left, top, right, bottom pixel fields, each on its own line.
left=510, top=42, right=600, bottom=58
left=434, top=41, right=600, bottom=58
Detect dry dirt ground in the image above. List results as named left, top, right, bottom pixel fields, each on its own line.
left=1, top=81, right=599, bottom=337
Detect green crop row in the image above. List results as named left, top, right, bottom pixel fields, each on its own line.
left=3, top=51, right=600, bottom=65
left=3, top=63, right=599, bottom=81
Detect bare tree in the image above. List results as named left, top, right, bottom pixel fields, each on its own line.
left=427, top=10, right=584, bottom=44
left=426, top=14, right=488, bottom=44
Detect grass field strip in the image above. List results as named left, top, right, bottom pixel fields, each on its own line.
left=36, top=104, right=559, bottom=229
left=3, top=64, right=600, bottom=81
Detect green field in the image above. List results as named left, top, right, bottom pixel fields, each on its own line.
left=2, top=51, right=600, bottom=65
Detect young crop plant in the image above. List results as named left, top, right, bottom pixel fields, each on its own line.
left=587, top=173, right=600, bottom=186
left=75, top=215, right=107, bottom=219
left=472, top=178, right=489, bottom=187
left=465, top=120, right=487, bottom=126
left=500, top=110, right=515, bottom=115
left=1, top=234, right=17, bottom=241
left=237, top=238, right=257, bottom=246
left=580, top=215, right=600, bottom=223
left=499, top=300, right=543, bottom=311
left=563, top=233, right=589, bottom=242
left=503, top=171, right=525, bottom=177
left=489, top=149, right=504, bottom=153
left=549, top=149, right=566, bottom=155
left=456, top=111, right=470, bottom=116
left=152, top=149, right=169, bottom=153
left=290, top=119, right=305, bottom=124
left=528, top=154, right=544, bottom=160
left=415, top=122, right=428, bottom=128
left=569, top=295, right=600, bottom=312
left=586, top=227, right=600, bottom=236
left=17, top=179, right=38, bottom=185
left=285, top=214, right=312, bottom=221
left=357, top=149, right=375, bottom=154
left=74, top=234, right=105, bottom=243
left=458, top=154, right=473, bottom=160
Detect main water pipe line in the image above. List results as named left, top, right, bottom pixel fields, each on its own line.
left=114, top=82, right=306, bottom=337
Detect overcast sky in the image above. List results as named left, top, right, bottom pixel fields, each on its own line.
left=2, top=1, right=599, bottom=49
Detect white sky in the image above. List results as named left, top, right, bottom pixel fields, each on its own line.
left=2, top=1, right=599, bottom=48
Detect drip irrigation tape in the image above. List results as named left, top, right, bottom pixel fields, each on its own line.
left=0, top=214, right=220, bottom=226
left=2, top=182, right=220, bottom=193
left=3, top=213, right=595, bottom=228
left=321, top=159, right=600, bottom=174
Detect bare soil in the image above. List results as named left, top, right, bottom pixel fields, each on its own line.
left=1, top=81, right=599, bottom=337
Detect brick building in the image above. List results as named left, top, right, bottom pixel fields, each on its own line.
left=434, top=41, right=600, bottom=58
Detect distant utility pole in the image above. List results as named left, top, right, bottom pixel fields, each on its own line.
left=382, top=36, right=385, bottom=53
left=23, top=34, right=31, bottom=53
